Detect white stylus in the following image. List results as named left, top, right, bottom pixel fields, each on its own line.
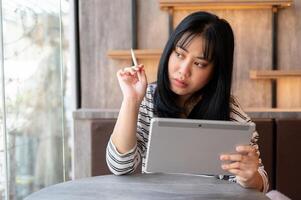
left=130, top=48, right=138, bottom=66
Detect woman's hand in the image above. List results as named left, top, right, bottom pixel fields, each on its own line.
left=117, top=64, right=147, bottom=104
left=220, top=145, right=263, bottom=191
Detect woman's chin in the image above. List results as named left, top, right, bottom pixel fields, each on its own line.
left=170, top=87, right=191, bottom=97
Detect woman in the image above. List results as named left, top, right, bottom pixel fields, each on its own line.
left=106, top=11, right=269, bottom=192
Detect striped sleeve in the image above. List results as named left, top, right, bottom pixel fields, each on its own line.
left=106, top=85, right=154, bottom=175
left=230, top=96, right=270, bottom=193
left=106, top=137, right=141, bottom=175
left=136, top=85, right=154, bottom=170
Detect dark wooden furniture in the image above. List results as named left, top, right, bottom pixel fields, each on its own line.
left=276, top=119, right=301, bottom=200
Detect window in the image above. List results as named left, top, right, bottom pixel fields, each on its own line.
left=0, top=0, right=74, bottom=199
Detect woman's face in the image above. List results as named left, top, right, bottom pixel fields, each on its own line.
left=168, top=35, right=214, bottom=104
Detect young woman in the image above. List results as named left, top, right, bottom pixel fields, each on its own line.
left=106, top=11, right=269, bottom=192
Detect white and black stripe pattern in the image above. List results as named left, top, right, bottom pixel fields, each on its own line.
left=106, top=138, right=141, bottom=175
left=106, top=83, right=269, bottom=192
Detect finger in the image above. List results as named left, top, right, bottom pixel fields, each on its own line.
left=220, top=154, right=244, bottom=162
left=120, top=70, right=132, bottom=77
left=130, top=65, right=140, bottom=71
left=123, top=67, right=136, bottom=75
left=129, top=68, right=138, bottom=75
left=222, top=165, right=255, bottom=183
left=227, top=168, right=244, bottom=177
left=117, top=70, right=138, bottom=84
left=117, top=69, right=128, bottom=77
left=222, top=161, right=248, bottom=171
left=136, top=67, right=143, bottom=80
left=119, top=73, right=132, bottom=82
left=137, top=64, right=144, bottom=70
left=137, top=65, right=147, bottom=82
left=236, top=145, right=256, bottom=154
left=135, top=64, right=144, bottom=71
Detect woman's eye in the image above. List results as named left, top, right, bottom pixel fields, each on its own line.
left=194, top=62, right=207, bottom=68
left=175, top=51, right=183, bottom=59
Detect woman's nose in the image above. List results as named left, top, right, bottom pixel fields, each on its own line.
left=179, top=60, right=191, bottom=78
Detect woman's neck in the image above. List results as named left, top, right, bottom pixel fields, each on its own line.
left=178, top=95, right=202, bottom=118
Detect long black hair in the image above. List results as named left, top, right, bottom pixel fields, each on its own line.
left=154, top=11, right=234, bottom=120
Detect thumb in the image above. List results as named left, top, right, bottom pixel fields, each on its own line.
left=137, top=64, right=147, bottom=84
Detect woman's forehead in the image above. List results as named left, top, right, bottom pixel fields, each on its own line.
left=177, top=34, right=206, bottom=58
left=176, top=32, right=213, bottom=62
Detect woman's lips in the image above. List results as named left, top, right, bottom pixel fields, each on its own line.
left=173, top=78, right=188, bottom=88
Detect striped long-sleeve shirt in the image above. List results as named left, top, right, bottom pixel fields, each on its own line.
left=106, top=83, right=269, bottom=192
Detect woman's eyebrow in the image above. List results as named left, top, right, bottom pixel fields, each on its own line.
left=176, top=46, right=205, bottom=60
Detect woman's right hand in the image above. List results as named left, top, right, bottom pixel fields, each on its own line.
left=117, top=64, right=147, bottom=104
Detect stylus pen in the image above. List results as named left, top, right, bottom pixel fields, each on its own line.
left=130, top=48, right=138, bottom=67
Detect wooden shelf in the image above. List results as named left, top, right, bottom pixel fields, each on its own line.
left=107, top=49, right=162, bottom=60
left=159, top=0, right=293, bottom=10
left=245, top=108, right=301, bottom=118
left=245, top=107, right=301, bottom=112
left=250, top=70, right=301, bottom=79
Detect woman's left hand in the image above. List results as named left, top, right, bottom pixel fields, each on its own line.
left=220, top=145, right=263, bottom=191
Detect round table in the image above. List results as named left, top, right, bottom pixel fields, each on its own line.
left=25, top=173, right=269, bottom=200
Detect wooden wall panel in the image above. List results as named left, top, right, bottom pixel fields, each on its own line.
left=173, top=10, right=272, bottom=108
left=277, top=78, right=301, bottom=108
left=137, top=0, right=168, bottom=83
left=79, top=0, right=301, bottom=109
left=278, top=1, right=301, bottom=71
left=278, top=1, right=301, bottom=108
left=140, top=59, right=160, bottom=83
left=138, top=0, right=169, bottom=49
left=79, top=0, right=132, bottom=108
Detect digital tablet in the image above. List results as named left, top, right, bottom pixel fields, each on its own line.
left=145, top=118, right=255, bottom=175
